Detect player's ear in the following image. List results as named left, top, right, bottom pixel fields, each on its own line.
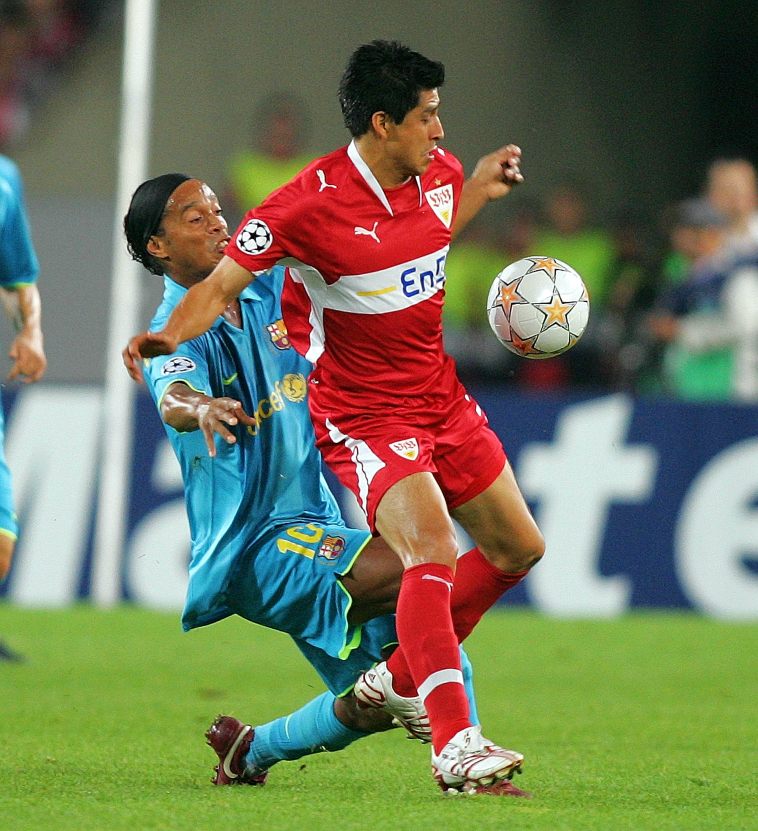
left=146, top=234, right=169, bottom=262
left=370, top=110, right=392, bottom=138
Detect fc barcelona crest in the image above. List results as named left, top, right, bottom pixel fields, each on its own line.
left=317, top=535, right=345, bottom=562
left=266, top=319, right=291, bottom=350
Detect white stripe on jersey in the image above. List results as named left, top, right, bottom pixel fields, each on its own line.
left=289, top=246, right=449, bottom=316
left=287, top=264, right=328, bottom=364
left=325, top=417, right=386, bottom=515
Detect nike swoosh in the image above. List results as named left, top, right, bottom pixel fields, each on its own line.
left=222, top=373, right=238, bottom=385
left=222, top=725, right=252, bottom=779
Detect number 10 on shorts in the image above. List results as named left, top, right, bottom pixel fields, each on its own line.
left=276, top=523, right=325, bottom=558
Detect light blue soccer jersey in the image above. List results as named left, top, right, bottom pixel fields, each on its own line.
left=0, top=157, right=39, bottom=288
left=144, top=267, right=344, bottom=631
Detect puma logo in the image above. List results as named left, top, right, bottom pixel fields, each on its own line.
left=316, top=169, right=336, bottom=192
left=421, top=574, right=453, bottom=591
left=354, top=221, right=380, bottom=243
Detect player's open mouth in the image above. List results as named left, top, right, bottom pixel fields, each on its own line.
left=218, top=238, right=230, bottom=252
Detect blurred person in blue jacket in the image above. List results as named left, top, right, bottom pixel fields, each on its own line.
left=648, top=198, right=758, bottom=401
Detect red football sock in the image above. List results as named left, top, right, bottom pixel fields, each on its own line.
left=392, top=562, right=471, bottom=752
left=450, top=547, right=529, bottom=642
left=387, top=548, right=528, bottom=698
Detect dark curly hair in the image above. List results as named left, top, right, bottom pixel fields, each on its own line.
left=338, top=40, right=445, bottom=138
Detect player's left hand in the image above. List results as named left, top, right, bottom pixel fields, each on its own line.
left=7, top=332, right=47, bottom=383
left=470, top=144, right=524, bottom=202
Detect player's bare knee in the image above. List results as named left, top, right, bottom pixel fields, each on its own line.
left=485, top=526, right=545, bottom=573
left=398, top=525, right=459, bottom=570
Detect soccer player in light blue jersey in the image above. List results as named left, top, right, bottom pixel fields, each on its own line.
left=124, top=175, right=530, bottom=796
left=0, top=155, right=47, bottom=661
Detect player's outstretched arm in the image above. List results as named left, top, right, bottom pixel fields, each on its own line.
left=2, top=284, right=46, bottom=383
left=452, top=144, right=523, bottom=240
left=122, top=255, right=254, bottom=381
left=160, top=382, right=256, bottom=457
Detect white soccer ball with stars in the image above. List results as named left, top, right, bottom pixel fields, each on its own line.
left=486, top=256, right=590, bottom=359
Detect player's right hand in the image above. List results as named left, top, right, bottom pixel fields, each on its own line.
left=197, top=398, right=256, bottom=457
left=122, top=331, right=178, bottom=383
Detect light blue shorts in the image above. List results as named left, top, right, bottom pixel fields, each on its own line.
left=225, top=521, right=398, bottom=696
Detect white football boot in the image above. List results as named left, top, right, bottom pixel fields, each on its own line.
left=432, top=725, right=524, bottom=793
left=353, top=661, right=431, bottom=743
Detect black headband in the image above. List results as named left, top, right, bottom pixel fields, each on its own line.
left=124, top=173, right=191, bottom=271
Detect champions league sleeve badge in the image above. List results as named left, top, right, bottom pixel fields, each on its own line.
left=236, top=218, right=273, bottom=255
left=160, top=356, right=197, bottom=376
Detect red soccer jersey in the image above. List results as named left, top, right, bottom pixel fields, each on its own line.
left=225, top=141, right=465, bottom=409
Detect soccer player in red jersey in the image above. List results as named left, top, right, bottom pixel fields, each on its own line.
left=124, top=40, right=543, bottom=792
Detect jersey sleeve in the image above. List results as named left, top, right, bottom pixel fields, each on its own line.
left=0, top=179, right=39, bottom=287
left=143, top=337, right=211, bottom=412
left=225, top=169, right=316, bottom=274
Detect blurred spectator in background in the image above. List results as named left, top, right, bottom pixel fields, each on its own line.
left=647, top=197, right=758, bottom=401
left=705, top=157, right=758, bottom=258
left=224, top=92, right=315, bottom=227
left=0, top=2, right=32, bottom=149
left=531, top=183, right=617, bottom=389
left=0, top=0, right=106, bottom=152
left=599, top=206, right=660, bottom=390
left=0, top=152, right=46, bottom=660
left=532, top=184, right=616, bottom=309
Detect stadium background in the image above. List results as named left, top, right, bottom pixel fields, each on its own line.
left=1, top=1, right=757, bottom=618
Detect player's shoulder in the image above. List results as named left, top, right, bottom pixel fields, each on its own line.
left=429, top=146, right=464, bottom=178
left=289, top=147, right=351, bottom=190
left=254, top=147, right=351, bottom=218
left=239, top=264, right=286, bottom=309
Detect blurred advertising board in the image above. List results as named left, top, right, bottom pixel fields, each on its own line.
left=2, top=386, right=756, bottom=619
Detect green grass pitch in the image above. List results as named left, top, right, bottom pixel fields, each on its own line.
left=0, top=605, right=755, bottom=831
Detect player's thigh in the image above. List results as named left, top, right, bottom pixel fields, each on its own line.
left=451, top=461, right=544, bottom=571
left=374, top=471, right=459, bottom=569
left=340, top=535, right=403, bottom=625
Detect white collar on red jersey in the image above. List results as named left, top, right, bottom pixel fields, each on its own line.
left=347, top=140, right=423, bottom=217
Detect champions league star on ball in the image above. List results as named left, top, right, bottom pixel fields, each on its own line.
left=486, top=256, right=589, bottom=358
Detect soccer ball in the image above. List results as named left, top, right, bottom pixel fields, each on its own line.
left=486, top=256, right=589, bottom=359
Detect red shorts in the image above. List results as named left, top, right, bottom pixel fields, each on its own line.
left=310, top=386, right=507, bottom=532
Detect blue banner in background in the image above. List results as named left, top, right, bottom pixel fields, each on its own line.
left=2, top=385, right=757, bottom=619
left=472, top=390, right=758, bottom=616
